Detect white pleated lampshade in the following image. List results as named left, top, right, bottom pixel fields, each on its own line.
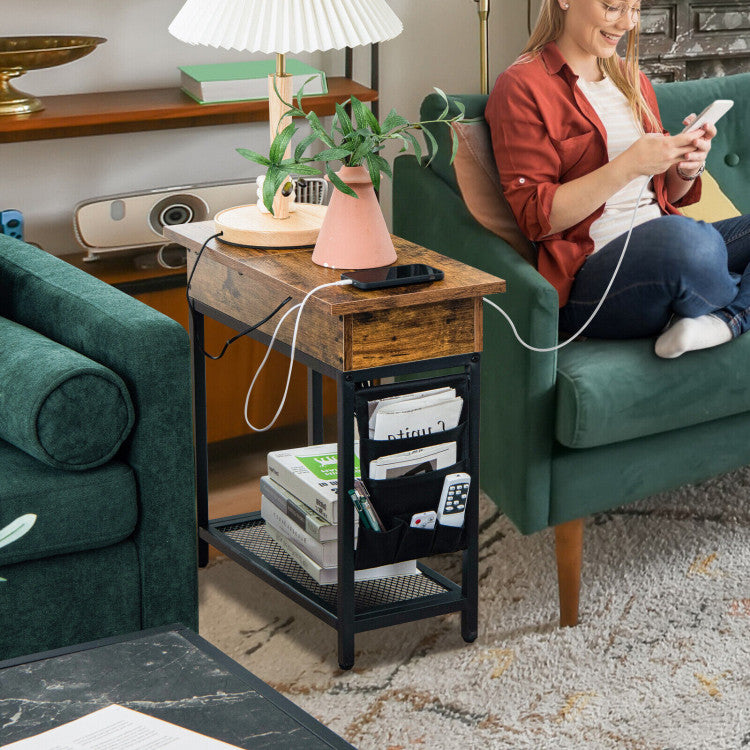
left=168, top=0, right=403, bottom=54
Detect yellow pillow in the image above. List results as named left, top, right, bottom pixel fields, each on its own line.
left=680, top=170, right=740, bottom=222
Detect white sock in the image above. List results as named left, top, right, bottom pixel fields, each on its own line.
left=654, top=314, right=732, bottom=359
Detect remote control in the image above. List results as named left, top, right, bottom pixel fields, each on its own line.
left=410, top=510, right=437, bottom=530
left=436, top=472, right=471, bottom=528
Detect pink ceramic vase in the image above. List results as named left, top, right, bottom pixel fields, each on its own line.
left=311, top=165, right=397, bottom=269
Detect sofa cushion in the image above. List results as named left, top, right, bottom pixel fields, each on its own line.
left=453, top=119, right=538, bottom=265
left=0, top=438, right=138, bottom=566
left=555, top=332, right=750, bottom=449
left=0, top=317, right=134, bottom=470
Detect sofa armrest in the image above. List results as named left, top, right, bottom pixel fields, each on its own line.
left=0, top=236, right=197, bottom=631
left=393, top=155, right=558, bottom=533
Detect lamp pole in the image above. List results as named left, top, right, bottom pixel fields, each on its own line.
left=474, top=0, right=490, bottom=94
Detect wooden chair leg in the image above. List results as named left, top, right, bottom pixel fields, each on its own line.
left=554, top=518, right=584, bottom=627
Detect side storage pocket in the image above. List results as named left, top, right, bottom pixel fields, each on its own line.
left=352, top=373, right=472, bottom=570
left=355, top=461, right=469, bottom=568
left=355, top=519, right=407, bottom=570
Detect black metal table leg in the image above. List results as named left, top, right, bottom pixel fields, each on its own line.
left=189, top=306, right=210, bottom=569
left=462, top=356, right=481, bottom=642
left=336, top=373, right=356, bottom=670
left=307, top=368, right=325, bottom=445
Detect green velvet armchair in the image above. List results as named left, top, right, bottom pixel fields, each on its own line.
left=393, top=73, right=750, bottom=626
left=0, top=235, right=197, bottom=659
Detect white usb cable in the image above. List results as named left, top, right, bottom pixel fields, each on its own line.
left=483, top=178, right=652, bottom=353
left=244, top=278, right=354, bottom=432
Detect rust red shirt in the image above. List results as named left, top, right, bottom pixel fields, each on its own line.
left=485, top=43, right=701, bottom=307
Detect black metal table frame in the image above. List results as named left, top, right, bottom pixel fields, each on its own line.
left=190, top=299, right=480, bottom=670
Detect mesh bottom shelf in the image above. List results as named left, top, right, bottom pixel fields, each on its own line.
left=210, top=516, right=453, bottom=613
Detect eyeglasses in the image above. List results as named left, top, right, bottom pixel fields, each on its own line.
left=599, top=2, right=641, bottom=23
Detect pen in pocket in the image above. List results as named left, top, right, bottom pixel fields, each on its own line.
left=354, top=479, right=384, bottom=532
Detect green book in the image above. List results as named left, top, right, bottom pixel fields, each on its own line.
left=178, top=58, right=327, bottom=104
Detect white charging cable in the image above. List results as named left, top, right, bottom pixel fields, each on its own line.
left=244, top=278, right=354, bottom=432
left=483, top=178, right=652, bottom=353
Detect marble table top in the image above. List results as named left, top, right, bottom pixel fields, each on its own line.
left=0, top=625, right=353, bottom=749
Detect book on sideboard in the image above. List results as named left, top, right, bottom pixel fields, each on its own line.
left=178, top=59, right=327, bottom=104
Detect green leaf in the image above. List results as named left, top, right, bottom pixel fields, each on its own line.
left=349, top=135, right=377, bottom=166
left=373, top=153, right=392, bottom=178
left=422, top=125, right=439, bottom=166
left=306, top=111, right=336, bottom=148
left=281, top=163, right=321, bottom=176
left=294, top=75, right=319, bottom=107
left=236, top=148, right=271, bottom=167
left=313, top=147, right=352, bottom=162
left=269, top=123, right=297, bottom=164
left=382, top=108, right=409, bottom=133
left=433, top=86, right=451, bottom=120
left=364, top=153, right=381, bottom=193
left=0, top=514, right=36, bottom=550
left=449, top=125, right=460, bottom=165
left=294, top=130, right=319, bottom=162
left=326, top=164, right=358, bottom=199
left=351, top=97, right=380, bottom=135
left=262, top=165, right=288, bottom=215
left=335, top=102, right=354, bottom=136
left=403, top=132, right=423, bottom=163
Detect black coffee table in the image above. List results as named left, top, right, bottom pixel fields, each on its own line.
left=0, top=624, right=353, bottom=749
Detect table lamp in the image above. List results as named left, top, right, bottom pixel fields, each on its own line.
left=168, top=0, right=403, bottom=249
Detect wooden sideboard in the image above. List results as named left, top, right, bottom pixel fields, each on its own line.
left=640, top=0, right=750, bottom=81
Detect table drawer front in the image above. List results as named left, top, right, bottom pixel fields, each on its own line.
left=346, top=297, right=480, bottom=370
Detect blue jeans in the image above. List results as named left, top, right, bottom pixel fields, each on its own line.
left=559, top=214, right=750, bottom=339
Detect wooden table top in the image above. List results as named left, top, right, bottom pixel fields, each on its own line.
left=164, top=221, right=505, bottom=317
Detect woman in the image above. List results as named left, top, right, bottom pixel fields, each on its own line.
left=486, top=0, right=750, bottom=358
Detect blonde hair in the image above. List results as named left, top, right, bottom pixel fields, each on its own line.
left=521, top=0, right=659, bottom=132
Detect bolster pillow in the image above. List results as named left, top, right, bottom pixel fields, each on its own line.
left=0, top=317, right=135, bottom=470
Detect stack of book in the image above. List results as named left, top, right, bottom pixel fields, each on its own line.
left=261, top=443, right=417, bottom=584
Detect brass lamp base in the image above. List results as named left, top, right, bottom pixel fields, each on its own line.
left=0, top=70, right=42, bottom=115
left=215, top=203, right=327, bottom=248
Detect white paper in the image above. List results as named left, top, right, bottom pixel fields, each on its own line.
left=369, top=441, right=457, bottom=480
left=2, top=704, right=242, bottom=749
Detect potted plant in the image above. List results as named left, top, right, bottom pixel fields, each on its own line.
left=237, top=87, right=464, bottom=269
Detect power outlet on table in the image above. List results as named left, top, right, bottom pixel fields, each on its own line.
left=0, top=210, right=24, bottom=241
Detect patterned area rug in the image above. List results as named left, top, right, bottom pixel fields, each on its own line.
left=199, top=470, right=750, bottom=749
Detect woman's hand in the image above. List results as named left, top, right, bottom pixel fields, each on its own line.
left=618, top=131, right=704, bottom=180
left=675, top=114, right=716, bottom=178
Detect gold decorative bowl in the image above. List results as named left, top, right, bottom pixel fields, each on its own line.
left=0, top=36, right=107, bottom=115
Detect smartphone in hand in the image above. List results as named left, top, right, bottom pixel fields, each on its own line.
left=681, top=100, right=734, bottom=133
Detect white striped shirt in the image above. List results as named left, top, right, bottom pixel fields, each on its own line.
left=576, top=75, right=662, bottom=252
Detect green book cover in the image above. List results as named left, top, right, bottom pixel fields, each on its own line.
left=179, top=58, right=324, bottom=83
left=178, top=58, right=327, bottom=104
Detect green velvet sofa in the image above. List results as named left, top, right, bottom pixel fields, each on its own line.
left=0, top=235, right=197, bottom=659
left=393, top=72, right=750, bottom=626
